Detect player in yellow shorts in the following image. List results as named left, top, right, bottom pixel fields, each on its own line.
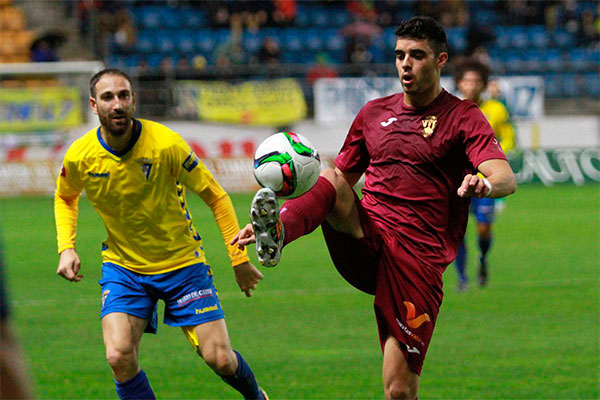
left=54, top=68, right=268, bottom=399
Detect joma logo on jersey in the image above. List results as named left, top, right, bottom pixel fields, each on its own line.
left=421, top=115, right=437, bottom=138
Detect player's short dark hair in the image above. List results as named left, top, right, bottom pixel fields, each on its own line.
left=453, top=59, right=491, bottom=87
left=395, top=16, right=448, bottom=55
left=89, top=68, right=133, bottom=98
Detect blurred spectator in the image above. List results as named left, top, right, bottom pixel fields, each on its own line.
left=214, top=29, right=248, bottom=72
left=415, top=0, right=439, bottom=19
left=439, top=0, right=469, bottom=27
left=346, top=39, right=373, bottom=64
left=112, top=9, right=136, bottom=54
left=30, top=39, right=59, bottom=62
left=271, top=0, right=296, bottom=27
left=255, top=36, right=281, bottom=65
left=376, top=0, right=402, bottom=27
left=306, top=52, right=339, bottom=86
left=500, top=0, right=544, bottom=25
left=578, top=10, right=600, bottom=47
left=158, top=56, right=175, bottom=74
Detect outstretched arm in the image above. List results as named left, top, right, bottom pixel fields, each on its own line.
left=457, top=159, right=517, bottom=198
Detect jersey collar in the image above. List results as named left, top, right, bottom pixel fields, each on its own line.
left=96, top=118, right=142, bottom=157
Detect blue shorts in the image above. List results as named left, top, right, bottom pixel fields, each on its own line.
left=99, top=262, right=224, bottom=334
left=470, top=197, right=496, bottom=224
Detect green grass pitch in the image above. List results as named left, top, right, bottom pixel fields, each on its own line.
left=1, top=184, right=598, bottom=399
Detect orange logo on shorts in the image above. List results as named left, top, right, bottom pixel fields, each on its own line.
left=403, top=301, right=431, bottom=329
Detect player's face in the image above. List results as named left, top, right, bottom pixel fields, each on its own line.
left=395, top=38, right=447, bottom=103
left=457, top=70, right=485, bottom=103
left=90, top=74, right=135, bottom=137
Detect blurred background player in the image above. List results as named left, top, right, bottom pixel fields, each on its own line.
left=54, top=69, right=267, bottom=400
left=1, top=240, right=35, bottom=399
left=453, top=59, right=516, bottom=291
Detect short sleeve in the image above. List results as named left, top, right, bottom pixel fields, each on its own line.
left=167, top=132, right=226, bottom=200
left=335, top=106, right=370, bottom=174
left=460, top=103, right=507, bottom=168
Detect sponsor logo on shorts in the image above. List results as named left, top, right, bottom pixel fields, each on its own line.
left=195, top=305, right=218, bottom=314
left=403, top=301, right=431, bottom=329
left=177, top=289, right=213, bottom=306
left=395, top=301, right=431, bottom=348
left=101, top=290, right=110, bottom=308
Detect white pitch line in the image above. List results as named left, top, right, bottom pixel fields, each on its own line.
left=10, top=277, right=598, bottom=308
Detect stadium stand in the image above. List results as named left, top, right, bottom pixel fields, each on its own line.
left=1, top=0, right=598, bottom=110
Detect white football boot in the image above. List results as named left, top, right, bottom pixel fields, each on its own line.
left=250, top=188, right=284, bottom=267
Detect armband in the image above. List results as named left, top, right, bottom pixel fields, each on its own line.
left=482, top=178, right=493, bottom=198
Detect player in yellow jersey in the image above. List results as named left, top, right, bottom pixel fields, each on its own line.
left=54, top=69, right=268, bottom=400
left=453, top=59, right=516, bottom=291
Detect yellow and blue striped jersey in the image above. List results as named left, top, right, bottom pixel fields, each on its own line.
left=480, top=98, right=516, bottom=152
left=55, top=118, right=249, bottom=274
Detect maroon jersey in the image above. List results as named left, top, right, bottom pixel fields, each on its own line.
left=335, top=89, right=506, bottom=268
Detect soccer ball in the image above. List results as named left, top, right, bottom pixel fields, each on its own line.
left=253, top=131, right=321, bottom=199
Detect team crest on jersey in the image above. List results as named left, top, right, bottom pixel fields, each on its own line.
left=137, top=157, right=153, bottom=180
left=421, top=115, right=437, bottom=138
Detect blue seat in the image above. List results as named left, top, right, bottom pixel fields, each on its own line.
left=136, top=30, right=156, bottom=53
left=509, top=26, right=529, bottom=49
left=383, top=27, right=397, bottom=51
left=162, top=8, right=181, bottom=30
left=295, top=5, right=310, bottom=27
left=543, top=74, right=561, bottom=98
left=540, top=48, right=563, bottom=72
left=502, top=49, right=525, bottom=73
left=552, top=29, right=574, bottom=48
left=567, top=48, right=590, bottom=71
left=522, top=49, right=544, bottom=73
left=244, top=31, right=263, bottom=54
left=175, top=31, right=195, bottom=54
left=527, top=25, right=549, bottom=49
left=138, top=7, right=163, bottom=30
left=330, top=9, right=351, bottom=28
left=310, top=7, right=331, bottom=28
left=560, top=73, right=578, bottom=97
left=194, top=29, right=217, bottom=54
left=281, top=28, right=304, bottom=52
left=305, top=29, right=324, bottom=52
left=181, top=9, right=206, bottom=28
left=446, top=27, right=467, bottom=54
left=323, top=28, right=345, bottom=52
left=584, top=73, right=600, bottom=97
left=493, top=26, right=511, bottom=50
left=146, top=53, right=163, bottom=69
left=157, top=33, right=176, bottom=54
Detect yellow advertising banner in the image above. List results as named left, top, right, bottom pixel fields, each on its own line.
left=0, top=87, right=83, bottom=132
left=176, top=79, right=307, bottom=126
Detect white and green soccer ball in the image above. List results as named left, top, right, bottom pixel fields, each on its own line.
left=253, top=131, right=321, bottom=199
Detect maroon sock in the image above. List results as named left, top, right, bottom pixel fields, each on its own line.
left=280, top=176, right=337, bottom=246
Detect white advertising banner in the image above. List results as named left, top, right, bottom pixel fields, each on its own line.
left=314, top=76, right=544, bottom=124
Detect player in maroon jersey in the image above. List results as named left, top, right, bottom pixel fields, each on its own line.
left=233, top=16, right=516, bottom=399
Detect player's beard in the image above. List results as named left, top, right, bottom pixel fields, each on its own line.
left=98, top=110, right=132, bottom=137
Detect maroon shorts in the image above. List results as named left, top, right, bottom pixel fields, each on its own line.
left=322, top=194, right=444, bottom=375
